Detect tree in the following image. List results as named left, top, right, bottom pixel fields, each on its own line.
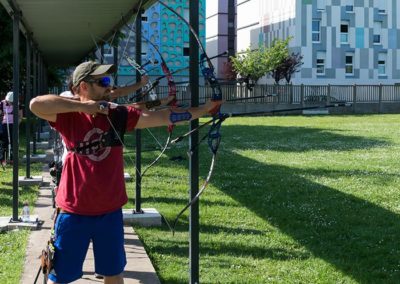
left=222, top=60, right=237, bottom=81
left=0, top=5, right=14, bottom=97
left=229, top=37, right=291, bottom=87
left=270, top=52, right=303, bottom=84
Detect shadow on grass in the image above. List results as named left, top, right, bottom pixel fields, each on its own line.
left=216, top=161, right=399, bottom=282
left=221, top=125, right=389, bottom=152
left=136, top=196, right=237, bottom=208
left=208, top=125, right=398, bottom=282
left=135, top=124, right=399, bottom=282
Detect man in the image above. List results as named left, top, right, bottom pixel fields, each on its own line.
left=30, top=61, right=221, bottom=284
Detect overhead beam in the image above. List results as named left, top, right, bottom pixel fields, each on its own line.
left=0, top=0, right=40, bottom=52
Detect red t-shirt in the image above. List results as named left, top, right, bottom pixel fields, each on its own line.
left=49, top=107, right=141, bottom=215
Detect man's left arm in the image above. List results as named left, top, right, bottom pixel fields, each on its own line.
left=135, top=100, right=222, bottom=129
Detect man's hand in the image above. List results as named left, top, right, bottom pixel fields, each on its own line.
left=83, top=101, right=110, bottom=116
left=204, top=99, right=224, bottom=115
left=140, top=75, right=149, bottom=86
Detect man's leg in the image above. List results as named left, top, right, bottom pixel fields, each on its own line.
left=104, top=274, right=124, bottom=284
left=48, top=213, right=91, bottom=283
left=92, top=209, right=126, bottom=282
left=8, top=124, right=13, bottom=161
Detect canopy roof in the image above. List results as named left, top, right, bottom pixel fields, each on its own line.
left=0, top=0, right=157, bottom=67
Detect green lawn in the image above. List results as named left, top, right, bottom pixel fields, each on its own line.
left=0, top=124, right=43, bottom=284
left=1, top=115, right=400, bottom=283
left=124, top=114, right=400, bottom=283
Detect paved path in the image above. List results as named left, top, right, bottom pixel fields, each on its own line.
left=21, top=167, right=160, bottom=284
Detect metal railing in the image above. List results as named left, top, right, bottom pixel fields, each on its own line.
left=48, top=83, right=400, bottom=105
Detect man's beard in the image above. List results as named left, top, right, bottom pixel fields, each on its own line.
left=100, top=91, right=111, bottom=101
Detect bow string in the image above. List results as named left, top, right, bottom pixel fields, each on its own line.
left=158, top=0, right=225, bottom=233
left=120, top=16, right=180, bottom=177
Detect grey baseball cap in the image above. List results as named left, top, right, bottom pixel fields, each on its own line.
left=72, top=61, right=116, bottom=87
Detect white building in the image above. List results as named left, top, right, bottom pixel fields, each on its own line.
left=208, top=0, right=398, bottom=85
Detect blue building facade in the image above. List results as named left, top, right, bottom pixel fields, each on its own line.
left=102, top=1, right=206, bottom=85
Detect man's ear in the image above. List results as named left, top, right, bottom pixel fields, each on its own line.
left=79, top=81, right=89, bottom=92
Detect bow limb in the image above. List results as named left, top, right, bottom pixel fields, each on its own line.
left=158, top=1, right=225, bottom=232
left=120, top=18, right=181, bottom=177
left=138, top=36, right=178, bottom=177
left=171, top=154, right=216, bottom=235
left=123, top=54, right=159, bottom=101
left=121, top=18, right=178, bottom=108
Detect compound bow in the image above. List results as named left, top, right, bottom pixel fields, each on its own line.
left=158, top=0, right=225, bottom=232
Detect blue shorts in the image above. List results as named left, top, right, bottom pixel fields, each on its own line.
left=48, top=209, right=126, bottom=283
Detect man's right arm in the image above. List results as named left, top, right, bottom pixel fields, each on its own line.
left=110, top=76, right=149, bottom=100
left=30, top=95, right=108, bottom=122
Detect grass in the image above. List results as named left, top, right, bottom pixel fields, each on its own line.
left=0, top=123, right=43, bottom=284
left=0, top=230, right=30, bottom=283
left=123, top=114, right=400, bottom=283
left=1, top=115, right=400, bottom=283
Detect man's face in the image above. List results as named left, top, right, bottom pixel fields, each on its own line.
left=84, top=74, right=113, bottom=101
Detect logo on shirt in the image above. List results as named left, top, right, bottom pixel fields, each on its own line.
left=83, top=128, right=111, bottom=161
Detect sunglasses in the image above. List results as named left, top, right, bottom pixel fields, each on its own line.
left=84, top=76, right=113, bottom=88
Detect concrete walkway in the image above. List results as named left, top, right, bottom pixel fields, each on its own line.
left=21, top=167, right=160, bottom=284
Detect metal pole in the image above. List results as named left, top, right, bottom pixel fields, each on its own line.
left=353, top=84, right=357, bottom=113
left=135, top=10, right=143, bottom=213
left=25, top=36, right=31, bottom=178
left=100, top=45, right=104, bottom=63
left=11, top=10, right=20, bottom=221
left=113, top=45, right=119, bottom=86
left=227, top=0, right=235, bottom=58
left=44, top=66, right=48, bottom=92
left=36, top=56, right=42, bottom=142
left=379, top=83, right=383, bottom=113
left=189, top=1, right=200, bottom=282
left=32, top=49, right=37, bottom=154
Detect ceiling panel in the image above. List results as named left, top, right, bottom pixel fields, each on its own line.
left=1, top=0, right=158, bottom=67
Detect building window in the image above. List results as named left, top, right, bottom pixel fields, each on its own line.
left=345, top=5, right=354, bottom=12
left=345, top=53, right=354, bottom=75
left=373, top=22, right=382, bottom=44
left=378, top=0, right=387, bottom=14
left=340, top=21, right=349, bottom=44
left=317, top=0, right=326, bottom=11
left=316, top=51, right=326, bottom=75
left=312, top=20, right=321, bottom=42
left=103, top=44, right=113, bottom=57
left=183, top=47, right=190, bottom=56
left=378, top=53, right=387, bottom=76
